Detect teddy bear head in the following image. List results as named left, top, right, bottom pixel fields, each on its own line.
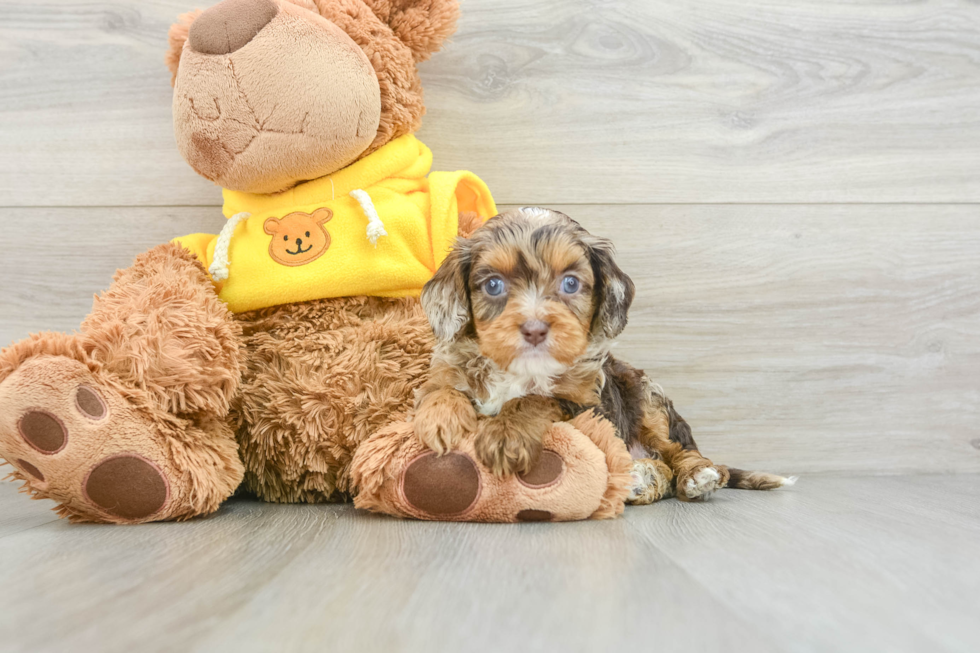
left=166, top=0, right=459, bottom=195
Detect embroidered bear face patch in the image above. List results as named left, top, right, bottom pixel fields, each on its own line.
left=263, top=208, right=333, bottom=267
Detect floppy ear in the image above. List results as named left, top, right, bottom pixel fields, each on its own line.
left=421, top=237, right=472, bottom=341
left=361, top=0, right=460, bottom=62
left=263, top=217, right=282, bottom=235
left=165, top=10, right=203, bottom=87
left=583, top=233, right=635, bottom=339
left=312, top=207, right=333, bottom=225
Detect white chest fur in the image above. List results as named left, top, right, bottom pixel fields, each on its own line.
left=472, top=354, right=568, bottom=416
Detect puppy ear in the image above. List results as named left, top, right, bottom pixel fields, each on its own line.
left=361, top=0, right=460, bottom=62
left=263, top=217, right=281, bottom=236
left=584, top=234, right=635, bottom=339
left=422, top=238, right=472, bottom=341
left=165, top=10, right=202, bottom=87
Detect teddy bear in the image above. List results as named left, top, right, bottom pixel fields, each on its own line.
left=0, top=0, right=632, bottom=524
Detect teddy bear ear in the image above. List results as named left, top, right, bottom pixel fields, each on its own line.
left=312, top=208, right=334, bottom=224
left=361, top=0, right=461, bottom=63
left=165, top=9, right=203, bottom=87
left=263, top=217, right=282, bottom=235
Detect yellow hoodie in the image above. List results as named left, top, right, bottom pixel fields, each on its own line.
left=174, top=134, right=496, bottom=313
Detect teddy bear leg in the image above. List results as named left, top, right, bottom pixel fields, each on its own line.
left=80, top=243, right=243, bottom=417
left=0, top=244, right=244, bottom=523
left=351, top=410, right=634, bottom=522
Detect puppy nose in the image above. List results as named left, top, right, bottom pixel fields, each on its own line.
left=295, top=238, right=303, bottom=246
left=520, top=321, right=550, bottom=346
left=188, top=0, right=279, bottom=55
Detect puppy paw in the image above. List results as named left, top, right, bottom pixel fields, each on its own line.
left=413, top=390, right=478, bottom=455
left=474, top=418, right=545, bottom=477
left=627, top=458, right=674, bottom=505
left=676, top=463, right=730, bottom=502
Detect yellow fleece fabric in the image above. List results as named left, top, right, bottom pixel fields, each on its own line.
left=174, top=135, right=496, bottom=313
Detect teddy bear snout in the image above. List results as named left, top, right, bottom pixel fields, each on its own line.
left=188, top=0, right=279, bottom=55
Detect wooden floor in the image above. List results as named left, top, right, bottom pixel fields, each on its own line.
left=2, top=0, right=980, bottom=650
left=1, top=475, right=978, bottom=653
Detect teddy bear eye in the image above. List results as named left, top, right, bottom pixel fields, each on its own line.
left=284, top=235, right=289, bottom=241
left=305, top=231, right=310, bottom=238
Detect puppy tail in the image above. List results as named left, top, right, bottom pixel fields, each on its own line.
left=725, top=467, right=798, bottom=491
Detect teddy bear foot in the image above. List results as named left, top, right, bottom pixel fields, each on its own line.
left=0, top=348, right=242, bottom=523
left=351, top=411, right=634, bottom=522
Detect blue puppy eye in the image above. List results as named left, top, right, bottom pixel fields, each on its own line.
left=484, top=278, right=505, bottom=296
left=561, top=276, right=581, bottom=294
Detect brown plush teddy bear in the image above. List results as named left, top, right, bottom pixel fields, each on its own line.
left=0, top=0, right=632, bottom=524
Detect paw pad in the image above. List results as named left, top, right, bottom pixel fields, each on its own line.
left=518, top=450, right=563, bottom=488
left=516, top=509, right=553, bottom=522
left=402, top=452, right=480, bottom=517
left=18, top=411, right=67, bottom=454
left=16, top=459, right=44, bottom=481
left=83, top=454, right=169, bottom=520
left=75, top=386, right=107, bottom=420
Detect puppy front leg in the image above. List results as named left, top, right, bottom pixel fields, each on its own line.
left=474, top=396, right=563, bottom=476
left=414, top=387, right=478, bottom=455
left=638, top=409, right=730, bottom=502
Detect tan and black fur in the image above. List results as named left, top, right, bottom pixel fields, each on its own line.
left=416, top=207, right=794, bottom=502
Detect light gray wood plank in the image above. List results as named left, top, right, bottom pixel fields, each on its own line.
left=0, top=474, right=977, bottom=652
left=0, top=486, right=776, bottom=653
left=0, top=0, right=218, bottom=207
left=575, top=203, right=980, bottom=476
left=192, top=511, right=776, bottom=653
left=0, top=477, right=60, bottom=538
left=2, top=1, right=980, bottom=206
left=0, top=206, right=226, bottom=341
left=2, top=204, right=978, bottom=475
left=626, top=474, right=980, bottom=653
left=426, top=0, right=980, bottom=204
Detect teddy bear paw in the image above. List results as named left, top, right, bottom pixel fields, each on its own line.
left=0, top=356, right=181, bottom=523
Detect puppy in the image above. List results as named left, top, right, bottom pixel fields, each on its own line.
left=416, top=207, right=794, bottom=502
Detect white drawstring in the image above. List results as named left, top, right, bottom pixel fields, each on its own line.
left=208, top=212, right=250, bottom=281
left=349, top=189, right=387, bottom=246
left=210, top=190, right=384, bottom=282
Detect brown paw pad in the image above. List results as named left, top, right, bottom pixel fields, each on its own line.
left=75, top=386, right=107, bottom=420
left=402, top=452, right=480, bottom=517
left=518, top=450, right=564, bottom=488
left=18, top=411, right=67, bottom=454
left=516, top=509, right=553, bottom=522
left=83, top=454, right=169, bottom=521
left=16, top=459, right=45, bottom=481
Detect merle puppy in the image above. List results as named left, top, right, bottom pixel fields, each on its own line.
left=415, top=207, right=793, bottom=502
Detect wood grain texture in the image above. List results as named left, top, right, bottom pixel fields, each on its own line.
left=623, top=474, right=980, bottom=653
left=0, top=475, right=978, bottom=652
left=2, top=0, right=980, bottom=206
left=0, top=206, right=225, bottom=340
left=3, top=204, right=978, bottom=475
left=0, top=480, right=60, bottom=538
left=583, top=204, right=980, bottom=476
